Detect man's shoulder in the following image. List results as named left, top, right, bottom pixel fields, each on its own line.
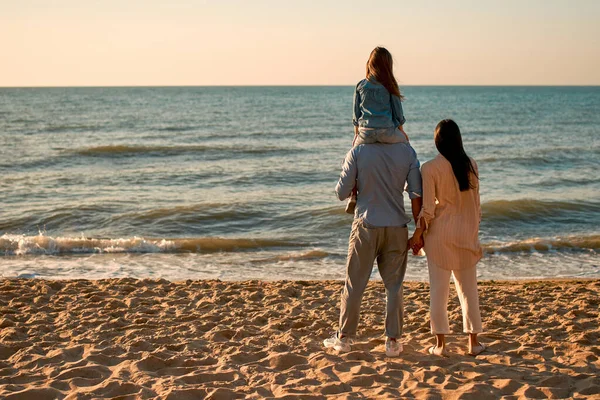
left=345, top=145, right=361, bottom=160
left=388, top=142, right=418, bottom=157
left=358, top=141, right=415, bottom=153
left=356, top=143, right=418, bottom=165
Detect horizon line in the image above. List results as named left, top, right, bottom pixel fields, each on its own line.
left=1, top=84, right=600, bottom=89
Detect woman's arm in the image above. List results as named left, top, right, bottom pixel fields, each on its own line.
left=473, top=160, right=481, bottom=223
left=476, top=184, right=481, bottom=224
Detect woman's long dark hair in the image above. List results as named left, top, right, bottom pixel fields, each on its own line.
left=434, top=119, right=478, bottom=191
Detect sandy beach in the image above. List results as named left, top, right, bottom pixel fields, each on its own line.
left=0, top=278, right=598, bottom=399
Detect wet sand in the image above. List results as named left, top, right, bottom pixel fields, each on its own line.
left=0, top=278, right=599, bottom=399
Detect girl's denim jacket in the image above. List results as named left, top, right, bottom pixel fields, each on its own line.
left=352, top=78, right=406, bottom=129
left=352, top=79, right=407, bottom=146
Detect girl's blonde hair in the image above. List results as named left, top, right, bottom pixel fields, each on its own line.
left=366, top=47, right=403, bottom=100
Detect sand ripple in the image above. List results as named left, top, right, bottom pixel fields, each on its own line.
left=0, top=279, right=599, bottom=399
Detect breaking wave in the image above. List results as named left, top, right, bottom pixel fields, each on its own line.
left=482, top=199, right=600, bottom=221
left=68, top=144, right=298, bottom=157
left=0, top=234, right=301, bottom=256
left=483, top=235, right=600, bottom=254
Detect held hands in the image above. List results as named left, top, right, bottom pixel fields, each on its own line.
left=408, top=231, right=424, bottom=255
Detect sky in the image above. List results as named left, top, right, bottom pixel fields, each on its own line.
left=1, top=0, right=599, bottom=86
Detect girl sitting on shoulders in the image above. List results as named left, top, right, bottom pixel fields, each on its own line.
left=347, top=46, right=409, bottom=213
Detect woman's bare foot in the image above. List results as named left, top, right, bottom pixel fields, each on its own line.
left=428, top=345, right=448, bottom=356
left=468, top=342, right=486, bottom=356
left=468, top=333, right=486, bottom=356
left=429, top=334, right=448, bottom=356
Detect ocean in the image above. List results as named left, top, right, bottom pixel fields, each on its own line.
left=0, top=86, right=598, bottom=280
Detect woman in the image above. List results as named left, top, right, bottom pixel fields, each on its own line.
left=410, top=119, right=485, bottom=356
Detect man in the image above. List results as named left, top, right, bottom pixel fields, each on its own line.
left=324, top=140, right=422, bottom=357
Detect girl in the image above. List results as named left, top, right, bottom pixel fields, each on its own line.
left=346, top=47, right=409, bottom=214
left=410, top=119, right=485, bottom=356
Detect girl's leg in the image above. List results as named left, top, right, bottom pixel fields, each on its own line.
left=428, top=261, right=452, bottom=354
left=355, top=127, right=407, bottom=145
left=345, top=186, right=357, bottom=214
left=452, top=267, right=484, bottom=355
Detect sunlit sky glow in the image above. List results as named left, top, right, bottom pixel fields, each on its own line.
left=2, top=0, right=599, bottom=86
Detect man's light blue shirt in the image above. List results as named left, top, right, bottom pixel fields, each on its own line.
left=335, top=142, right=422, bottom=227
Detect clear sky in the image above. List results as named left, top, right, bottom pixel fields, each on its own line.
left=2, top=0, right=599, bottom=86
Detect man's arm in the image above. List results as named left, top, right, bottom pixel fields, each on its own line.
left=406, top=150, right=424, bottom=254
left=405, top=149, right=423, bottom=211
left=335, top=148, right=358, bottom=201
left=409, top=197, right=425, bottom=254
left=411, top=197, right=423, bottom=224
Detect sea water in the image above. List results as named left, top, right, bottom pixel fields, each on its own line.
left=0, top=86, right=598, bottom=280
